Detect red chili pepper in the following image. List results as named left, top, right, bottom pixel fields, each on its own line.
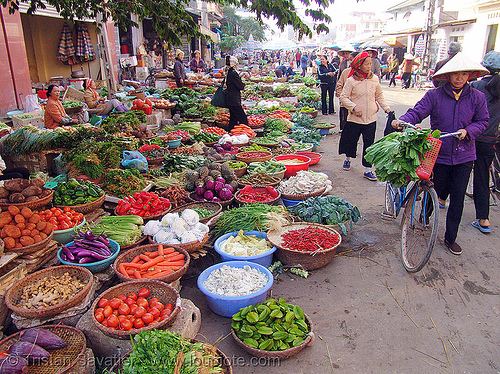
left=282, top=227, right=340, bottom=252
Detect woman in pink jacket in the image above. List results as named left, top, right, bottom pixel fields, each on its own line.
left=339, top=52, right=392, bottom=181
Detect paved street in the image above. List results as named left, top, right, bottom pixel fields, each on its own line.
left=181, top=82, right=500, bottom=374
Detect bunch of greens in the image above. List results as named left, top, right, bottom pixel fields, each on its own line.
left=291, top=112, right=315, bottom=128
left=364, top=128, right=440, bottom=187
left=264, top=118, right=289, bottom=134
left=298, top=101, right=321, bottom=110
left=295, top=87, right=320, bottom=102
left=162, top=154, right=207, bottom=173
left=120, top=330, right=224, bottom=374
left=288, top=75, right=305, bottom=83
left=102, top=111, right=146, bottom=134
left=289, top=127, right=323, bottom=145
left=246, top=106, right=271, bottom=115
left=102, top=168, right=146, bottom=198
left=61, top=100, right=83, bottom=109
left=274, top=84, right=294, bottom=97
left=303, top=76, right=318, bottom=86
left=287, top=195, right=361, bottom=235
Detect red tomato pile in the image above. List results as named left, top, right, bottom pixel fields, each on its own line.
left=247, top=115, right=267, bottom=127
left=94, top=287, right=175, bottom=331
left=116, top=191, right=170, bottom=217
left=201, top=127, right=226, bottom=136
left=269, top=110, right=292, bottom=120
left=167, top=130, right=191, bottom=142
left=39, top=207, right=84, bottom=231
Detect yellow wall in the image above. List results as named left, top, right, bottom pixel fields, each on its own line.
left=21, top=14, right=101, bottom=83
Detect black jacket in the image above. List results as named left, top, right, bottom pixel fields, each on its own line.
left=226, top=67, right=245, bottom=106
left=174, top=58, right=186, bottom=80
left=318, top=63, right=336, bottom=85
left=470, top=76, right=500, bottom=144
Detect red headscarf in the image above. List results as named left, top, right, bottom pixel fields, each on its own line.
left=85, top=78, right=98, bottom=100
left=348, top=51, right=370, bottom=78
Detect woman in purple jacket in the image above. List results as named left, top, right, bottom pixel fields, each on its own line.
left=393, top=52, right=489, bottom=255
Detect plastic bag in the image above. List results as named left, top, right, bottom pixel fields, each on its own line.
left=25, top=94, right=42, bottom=112
left=121, top=150, right=148, bottom=172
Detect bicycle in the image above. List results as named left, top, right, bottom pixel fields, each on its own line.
left=383, top=123, right=461, bottom=272
left=465, top=149, right=500, bottom=206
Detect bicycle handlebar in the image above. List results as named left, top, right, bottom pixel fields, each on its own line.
left=398, top=122, right=462, bottom=139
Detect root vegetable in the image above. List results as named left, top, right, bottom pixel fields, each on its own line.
left=20, top=208, right=33, bottom=219
left=8, top=206, right=20, bottom=216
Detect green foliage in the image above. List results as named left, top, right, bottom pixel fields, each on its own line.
left=217, top=35, right=246, bottom=54
left=223, top=6, right=267, bottom=42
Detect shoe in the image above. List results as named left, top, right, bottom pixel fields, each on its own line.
left=439, top=203, right=445, bottom=209
left=363, top=171, right=377, bottom=181
left=471, top=221, right=491, bottom=234
left=444, top=240, right=462, bottom=255
left=322, top=112, right=328, bottom=115
left=342, top=160, right=351, bottom=171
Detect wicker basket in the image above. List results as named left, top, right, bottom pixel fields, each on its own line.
left=64, top=105, right=83, bottom=114
left=266, top=223, right=342, bottom=270
left=171, top=202, right=223, bottom=224
left=109, top=342, right=233, bottom=374
left=0, top=239, right=4, bottom=257
left=234, top=188, right=281, bottom=206
left=280, top=186, right=326, bottom=201
left=231, top=314, right=314, bottom=359
left=120, top=235, right=148, bottom=251
left=5, top=265, right=94, bottom=319
left=5, top=230, right=54, bottom=255
left=188, top=192, right=234, bottom=210
left=238, top=175, right=281, bottom=188
left=0, top=189, right=53, bottom=210
left=56, top=193, right=105, bottom=214
left=113, top=244, right=190, bottom=283
left=235, top=151, right=272, bottom=164
left=0, top=325, right=87, bottom=374
left=114, top=204, right=171, bottom=223
left=252, top=139, right=280, bottom=148
left=91, top=280, right=181, bottom=339
left=231, top=165, right=247, bottom=178
left=147, top=156, right=164, bottom=166
left=148, top=232, right=209, bottom=253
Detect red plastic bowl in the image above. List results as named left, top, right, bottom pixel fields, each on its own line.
left=296, top=152, right=322, bottom=165
left=272, top=154, right=311, bottom=178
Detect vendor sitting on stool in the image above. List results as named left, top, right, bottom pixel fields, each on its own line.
left=84, top=79, right=128, bottom=115
left=44, top=85, right=77, bottom=129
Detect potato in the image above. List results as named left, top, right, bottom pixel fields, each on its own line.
left=28, top=214, right=41, bottom=224
left=20, top=208, right=33, bottom=219
left=7, top=206, right=20, bottom=216
left=3, top=225, right=21, bottom=239
left=32, top=234, right=42, bottom=243
left=14, top=242, right=23, bottom=249
left=0, top=228, right=6, bottom=238
left=29, top=179, right=45, bottom=188
left=0, top=213, right=12, bottom=229
left=31, top=229, right=40, bottom=237
left=14, top=214, right=25, bottom=224
left=21, top=186, right=42, bottom=198
left=4, top=178, right=29, bottom=192
left=8, top=193, right=25, bottom=203
left=40, top=189, right=52, bottom=198
left=16, top=223, right=26, bottom=230
left=26, top=196, right=39, bottom=202
left=21, top=229, right=31, bottom=236
left=4, top=237, right=15, bottom=249
left=39, top=232, right=47, bottom=240
left=25, top=223, right=36, bottom=231
left=36, top=221, right=47, bottom=231
left=20, top=236, right=35, bottom=247
left=43, top=222, right=54, bottom=234
left=0, top=187, right=9, bottom=199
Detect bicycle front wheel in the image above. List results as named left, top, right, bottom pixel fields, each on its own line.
left=401, top=184, right=439, bottom=272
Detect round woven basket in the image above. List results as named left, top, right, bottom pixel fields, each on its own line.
left=64, top=105, right=83, bottom=114
left=280, top=186, right=326, bottom=201
left=56, top=193, right=105, bottom=214
left=120, top=235, right=148, bottom=251
left=5, top=265, right=94, bottom=319
left=91, top=280, right=181, bottom=339
left=188, top=192, right=234, bottom=210
left=234, top=188, right=281, bottom=206
left=266, top=223, right=342, bottom=270
left=231, top=314, right=314, bottom=359
left=0, top=239, right=4, bottom=257
left=147, top=156, right=164, bottom=166
left=231, top=165, right=247, bottom=178
left=113, top=244, right=190, bottom=283
left=5, top=230, right=54, bottom=255
left=252, top=139, right=280, bottom=148
left=0, top=189, right=54, bottom=210
left=235, top=151, right=272, bottom=164
left=114, top=204, right=171, bottom=223
left=148, top=232, right=209, bottom=253
left=171, top=201, right=223, bottom=224
left=238, top=175, right=281, bottom=189
left=0, top=325, right=87, bottom=374
left=109, top=341, right=233, bottom=374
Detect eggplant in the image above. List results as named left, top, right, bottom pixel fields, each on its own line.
left=19, top=328, right=68, bottom=350
left=70, top=243, right=111, bottom=257
left=80, top=239, right=109, bottom=250
left=79, top=257, right=94, bottom=264
left=96, top=235, right=109, bottom=246
left=73, top=249, right=108, bottom=260
left=62, top=245, right=75, bottom=261
left=0, top=355, right=28, bottom=373
left=8, top=342, right=50, bottom=363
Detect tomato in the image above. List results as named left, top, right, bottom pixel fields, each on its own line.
left=150, top=301, right=164, bottom=311
left=102, top=319, right=109, bottom=327
left=134, top=306, right=146, bottom=318
left=118, top=315, right=127, bottom=323
left=136, top=297, right=149, bottom=309
left=142, top=313, right=154, bottom=325
left=108, top=314, right=119, bottom=328
left=94, top=312, right=104, bottom=323
left=128, top=293, right=138, bottom=301
left=59, top=222, right=70, bottom=230
left=121, top=319, right=133, bottom=331
left=138, top=288, right=150, bottom=298
left=96, top=307, right=104, bottom=314
left=54, top=210, right=61, bottom=217
left=134, top=318, right=145, bottom=329
left=109, top=298, right=122, bottom=310
left=98, top=298, right=109, bottom=308
left=149, top=298, right=159, bottom=305
left=103, top=305, right=113, bottom=318
left=63, top=207, right=71, bottom=212
left=118, top=303, right=130, bottom=315
left=164, top=303, right=174, bottom=316
left=149, top=308, right=160, bottom=319
left=129, top=304, right=139, bottom=316
left=125, top=297, right=135, bottom=307
left=117, top=294, right=127, bottom=302
left=112, top=310, right=119, bottom=316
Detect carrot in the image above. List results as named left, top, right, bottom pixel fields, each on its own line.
left=161, top=253, right=185, bottom=262
left=123, top=262, right=143, bottom=269
left=145, top=251, right=159, bottom=258
left=139, top=254, right=152, bottom=262
left=143, top=270, right=162, bottom=279
left=119, top=264, right=128, bottom=276
left=170, top=265, right=184, bottom=271
left=153, top=270, right=175, bottom=278
left=131, top=255, right=142, bottom=264
left=151, top=266, right=175, bottom=272
left=133, top=270, right=142, bottom=279
left=163, top=247, right=176, bottom=255
left=139, top=256, right=165, bottom=270
left=160, top=261, right=185, bottom=267
left=158, top=244, right=164, bottom=256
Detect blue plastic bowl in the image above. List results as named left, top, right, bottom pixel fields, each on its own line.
left=319, top=128, right=330, bottom=136
left=197, top=261, right=274, bottom=317
left=214, top=231, right=277, bottom=267
left=52, top=218, right=86, bottom=245
left=57, top=239, right=120, bottom=273
left=281, top=197, right=303, bottom=207
left=167, top=135, right=182, bottom=149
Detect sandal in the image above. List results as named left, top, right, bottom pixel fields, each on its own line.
left=471, top=221, right=491, bottom=234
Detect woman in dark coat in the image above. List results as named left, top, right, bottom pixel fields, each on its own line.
left=174, top=49, right=187, bottom=88
left=318, top=55, right=337, bottom=115
left=225, top=56, right=248, bottom=130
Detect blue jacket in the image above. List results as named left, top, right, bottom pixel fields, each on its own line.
left=300, top=55, right=308, bottom=68
left=399, top=82, right=489, bottom=165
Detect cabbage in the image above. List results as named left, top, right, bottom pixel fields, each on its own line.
left=219, top=187, right=232, bottom=201
left=153, top=230, right=175, bottom=244
left=142, top=220, right=162, bottom=236
left=192, top=222, right=209, bottom=234
left=180, top=231, right=197, bottom=243
left=214, top=181, right=224, bottom=193
left=170, top=218, right=189, bottom=236
left=204, top=190, right=214, bottom=200
left=181, top=209, right=200, bottom=226
left=161, top=213, right=179, bottom=227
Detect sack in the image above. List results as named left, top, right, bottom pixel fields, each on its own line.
left=211, top=78, right=227, bottom=108
left=384, top=111, right=397, bottom=136
left=25, top=94, right=42, bottom=112
left=121, top=151, right=148, bottom=172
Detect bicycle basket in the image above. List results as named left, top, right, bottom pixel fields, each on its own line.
left=416, top=137, right=442, bottom=180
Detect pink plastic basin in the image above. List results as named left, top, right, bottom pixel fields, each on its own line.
left=296, top=152, right=322, bottom=165
left=272, top=154, right=311, bottom=178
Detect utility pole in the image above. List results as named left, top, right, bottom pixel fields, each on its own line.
left=422, top=0, right=436, bottom=70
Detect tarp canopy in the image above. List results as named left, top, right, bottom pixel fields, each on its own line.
left=262, top=39, right=297, bottom=50
left=240, top=34, right=262, bottom=50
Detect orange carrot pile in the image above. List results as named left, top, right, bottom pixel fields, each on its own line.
left=230, top=125, right=256, bottom=137
left=118, top=245, right=186, bottom=279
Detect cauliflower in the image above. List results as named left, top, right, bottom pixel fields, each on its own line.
left=153, top=230, right=175, bottom=244
left=142, top=220, right=162, bottom=236
left=181, top=209, right=200, bottom=226
left=180, top=231, right=197, bottom=244
left=162, top=213, right=180, bottom=227
left=170, top=218, right=189, bottom=237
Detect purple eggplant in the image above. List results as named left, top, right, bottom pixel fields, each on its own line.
left=70, top=243, right=111, bottom=257
left=19, top=328, right=68, bottom=350
left=97, top=235, right=109, bottom=246
left=80, top=239, right=109, bottom=250
left=8, top=342, right=50, bottom=363
left=79, top=257, right=94, bottom=264
left=73, top=249, right=109, bottom=260
left=0, top=355, right=28, bottom=373
left=62, top=245, right=75, bottom=261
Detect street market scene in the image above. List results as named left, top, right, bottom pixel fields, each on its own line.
left=0, top=0, right=499, bottom=372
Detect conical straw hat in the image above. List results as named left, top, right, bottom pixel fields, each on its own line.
left=432, top=52, right=489, bottom=81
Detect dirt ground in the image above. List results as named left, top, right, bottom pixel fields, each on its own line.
left=180, top=83, right=500, bottom=374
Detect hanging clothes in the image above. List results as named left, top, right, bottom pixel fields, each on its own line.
left=76, top=22, right=95, bottom=62
left=57, top=23, right=76, bottom=65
